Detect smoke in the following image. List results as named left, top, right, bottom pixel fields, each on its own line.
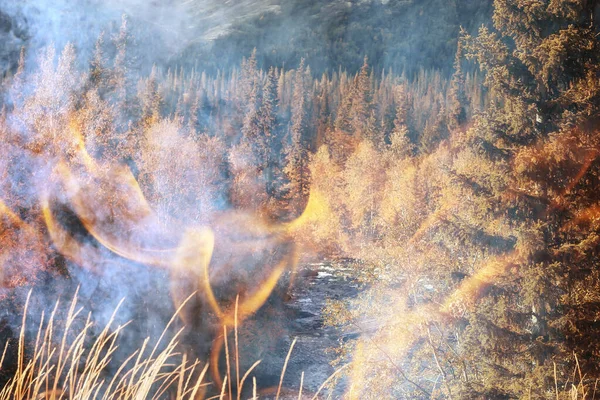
left=0, top=20, right=301, bottom=394
left=1, top=0, right=495, bottom=80
left=0, top=0, right=284, bottom=75
left=0, top=0, right=183, bottom=70
left=0, top=0, right=501, bottom=395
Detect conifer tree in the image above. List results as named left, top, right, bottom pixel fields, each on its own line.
left=446, top=1, right=600, bottom=396
left=389, top=86, right=413, bottom=159
left=240, top=49, right=260, bottom=142
left=258, top=67, right=278, bottom=190
left=350, top=57, right=373, bottom=137
left=315, top=75, right=331, bottom=147
left=334, top=76, right=353, bottom=135
left=138, top=67, right=162, bottom=130
left=89, top=32, right=107, bottom=91
left=285, top=59, right=311, bottom=203
left=111, top=16, right=130, bottom=120
left=447, top=36, right=468, bottom=132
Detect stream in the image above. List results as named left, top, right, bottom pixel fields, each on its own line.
left=248, top=261, right=361, bottom=398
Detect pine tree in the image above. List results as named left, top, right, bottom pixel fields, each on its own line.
left=239, top=49, right=260, bottom=140
left=389, top=86, right=413, bottom=159
left=8, top=47, right=25, bottom=107
left=334, top=74, right=354, bottom=135
left=315, top=74, right=331, bottom=147
left=111, top=16, right=129, bottom=111
left=350, top=57, right=373, bottom=140
left=138, top=67, right=162, bottom=130
left=448, top=2, right=600, bottom=396
left=285, top=59, right=311, bottom=204
left=277, top=66, right=287, bottom=117
left=89, top=32, right=107, bottom=90
left=258, top=67, right=278, bottom=189
left=447, top=35, right=468, bottom=132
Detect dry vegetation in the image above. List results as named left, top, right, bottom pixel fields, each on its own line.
left=1, top=290, right=349, bottom=400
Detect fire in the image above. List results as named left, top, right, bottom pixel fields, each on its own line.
left=0, top=199, right=50, bottom=294
left=8, top=98, right=595, bottom=398
left=280, top=189, right=332, bottom=233
left=44, top=145, right=312, bottom=330
left=0, top=103, right=327, bottom=393
left=54, top=121, right=347, bottom=393
left=41, top=194, right=103, bottom=269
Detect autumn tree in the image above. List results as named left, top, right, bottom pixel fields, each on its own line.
left=321, top=2, right=600, bottom=399
left=441, top=1, right=600, bottom=397
left=388, top=85, right=414, bottom=159
left=137, top=118, right=226, bottom=224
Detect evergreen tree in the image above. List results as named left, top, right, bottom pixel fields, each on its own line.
left=334, top=76, right=354, bottom=135
left=138, top=67, right=162, bottom=130
left=350, top=57, right=373, bottom=140
left=89, top=32, right=107, bottom=91
left=258, top=67, right=279, bottom=191
left=389, top=86, right=413, bottom=159
left=447, top=35, right=468, bottom=132
left=240, top=49, right=260, bottom=143
left=444, top=1, right=600, bottom=396
left=285, top=58, right=311, bottom=202
left=110, top=15, right=130, bottom=122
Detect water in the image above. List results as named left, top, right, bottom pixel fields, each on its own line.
left=247, top=261, right=360, bottom=398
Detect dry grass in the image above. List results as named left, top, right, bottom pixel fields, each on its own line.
left=0, top=290, right=346, bottom=400
left=0, top=289, right=210, bottom=400
left=0, top=287, right=588, bottom=400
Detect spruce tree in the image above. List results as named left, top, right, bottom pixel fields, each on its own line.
left=285, top=59, right=311, bottom=203
left=448, top=1, right=600, bottom=396
left=447, top=36, right=468, bottom=132
left=258, top=67, right=279, bottom=192
left=350, top=57, right=373, bottom=139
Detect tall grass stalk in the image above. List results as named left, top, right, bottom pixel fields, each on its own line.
left=0, top=290, right=207, bottom=400
left=0, top=290, right=347, bottom=399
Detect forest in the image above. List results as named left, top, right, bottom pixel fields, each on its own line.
left=1, top=0, right=600, bottom=399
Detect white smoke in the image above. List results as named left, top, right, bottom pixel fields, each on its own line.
left=1, top=0, right=281, bottom=70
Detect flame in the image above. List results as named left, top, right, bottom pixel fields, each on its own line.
left=407, top=207, right=448, bottom=246
left=47, top=148, right=308, bottom=327
left=279, top=189, right=332, bottom=233
left=0, top=199, right=50, bottom=291
left=67, top=118, right=97, bottom=170
left=2, top=110, right=332, bottom=394
left=35, top=122, right=316, bottom=391
left=209, top=331, right=226, bottom=392
left=51, top=161, right=174, bottom=266
left=554, top=150, right=598, bottom=206
left=170, top=226, right=215, bottom=326
left=565, top=203, right=600, bottom=230
left=0, top=200, right=24, bottom=226
left=346, top=341, right=365, bottom=400
left=0, top=199, right=42, bottom=239
left=0, top=200, right=25, bottom=288
left=440, top=252, right=522, bottom=315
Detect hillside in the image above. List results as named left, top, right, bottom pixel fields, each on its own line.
left=186, top=0, right=493, bottom=75
left=0, top=0, right=492, bottom=77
